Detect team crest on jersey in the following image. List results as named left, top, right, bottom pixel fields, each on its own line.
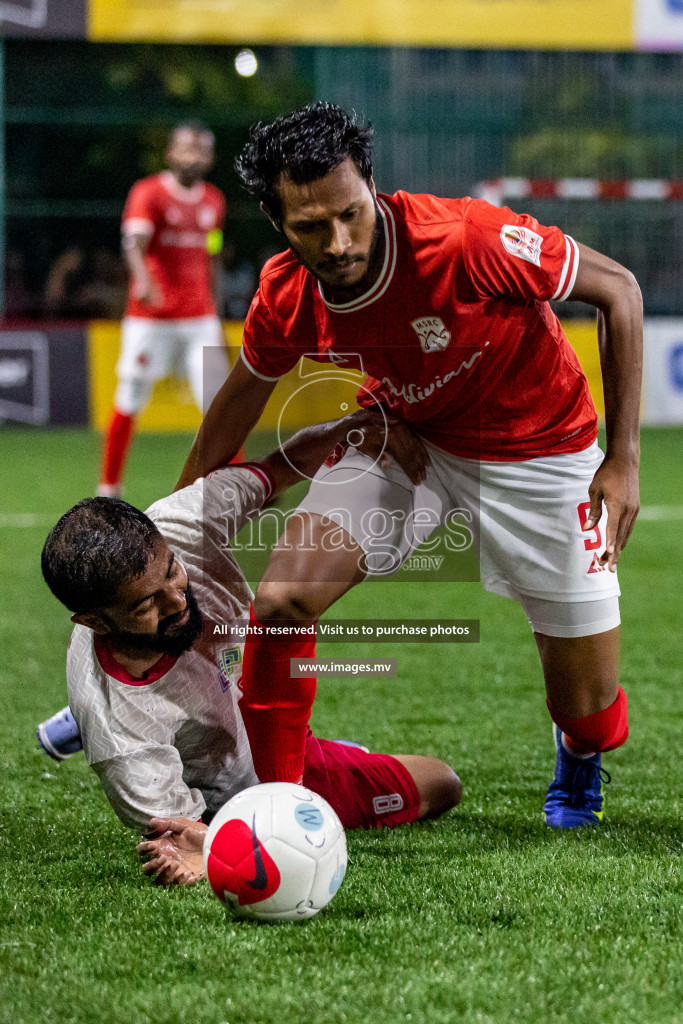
left=198, top=205, right=216, bottom=229
left=410, top=317, right=451, bottom=353
left=166, top=206, right=182, bottom=225
left=500, top=224, right=543, bottom=267
left=218, top=646, right=242, bottom=691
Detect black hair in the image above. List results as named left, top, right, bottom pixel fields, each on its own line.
left=41, top=498, right=162, bottom=614
left=235, top=101, right=374, bottom=221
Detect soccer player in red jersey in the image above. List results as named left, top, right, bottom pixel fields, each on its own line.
left=177, top=103, right=642, bottom=828
left=99, top=122, right=229, bottom=497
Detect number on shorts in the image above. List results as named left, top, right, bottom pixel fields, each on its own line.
left=372, top=794, right=404, bottom=815
left=577, top=501, right=602, bottom=551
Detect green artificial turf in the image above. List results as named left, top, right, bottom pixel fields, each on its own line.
left=0, top=426, right=681, bottom=1024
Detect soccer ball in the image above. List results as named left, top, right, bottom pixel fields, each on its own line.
left=203, top=782, right=348, bottom=922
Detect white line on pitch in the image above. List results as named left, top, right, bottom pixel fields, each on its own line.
left=637, top=505, right=683, bottom=520
left=1, top=506, right=683, bottom=528
left=0, top=513, right=57, bottom=527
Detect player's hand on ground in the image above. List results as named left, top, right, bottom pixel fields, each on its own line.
left=137, top=816, right=208, bottom=885
left=584, top=456, right=640, bottom=571
left=350, top=407, right=430, bottom=485
left=139, top=850, right=198, bottom=886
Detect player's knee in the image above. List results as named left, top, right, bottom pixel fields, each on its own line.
left=422, top=761, right=462, bottom=818
left=114, top=378, right=151, bottom=416
left=397, top=755, right=461, bottom=819
left=253, top=584, right=319, bottom=624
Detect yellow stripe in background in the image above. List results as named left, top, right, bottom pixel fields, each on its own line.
left=87, top=320, right=245, bottom=433
left=562, top=320, right=605, bottom=421
left=88, top=0, right=635, bottom=51
left=88, top=319, right=608, bottom=433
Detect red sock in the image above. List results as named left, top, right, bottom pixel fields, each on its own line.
left=238, top=605, right=317, bottom=783
left=547, top=686, right=629, bottom=755
left=101, top=410, right=135, bottom=488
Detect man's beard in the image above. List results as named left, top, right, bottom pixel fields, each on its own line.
left=289, top=198, right=384, bottom=298
left=170, top=162, right=205, bottom=187
left=110, top=584, right=204, bottom=657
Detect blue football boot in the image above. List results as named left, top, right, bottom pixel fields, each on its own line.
left=544, top=724, right=610, bottom=828
left=37, top=706, right=83, bottom=760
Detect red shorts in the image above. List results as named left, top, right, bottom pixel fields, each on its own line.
left=302, top=732, right=421, bottom=830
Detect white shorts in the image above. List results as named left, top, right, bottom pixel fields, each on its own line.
left=297, top=440, right=621, bottom=638
left=115, top=315, right=229, bottom=414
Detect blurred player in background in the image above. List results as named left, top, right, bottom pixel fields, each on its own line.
left=99, top=122, right=230, bottom=497
left=177, top=102, right=642, bottom=830
left=41, top=409, right=461, bottom=884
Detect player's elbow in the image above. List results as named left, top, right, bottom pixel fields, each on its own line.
left=601, top=264, right=643, bottom=318
left=619, top=267, right=643, bottom=314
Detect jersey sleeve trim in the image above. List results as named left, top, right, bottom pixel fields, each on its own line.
left=239, top=347, right=283, bottom=382
left=231, top=462, right=276, bottom=503
left=122, top=217, right=155, bottom=237
left=552, top=235, right=580, bottom=301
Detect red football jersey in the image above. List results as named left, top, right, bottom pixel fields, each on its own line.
left=122, top=171, right=226, bottom=320
left=241, top=192, right=597, bottom=461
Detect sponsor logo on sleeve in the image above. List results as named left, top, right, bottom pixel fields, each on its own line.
left=500, top=224, right=543, bottom=267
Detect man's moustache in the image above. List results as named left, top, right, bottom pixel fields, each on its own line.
left=160, top=609, right=187, bottom=632
left=321, top=257, right=364, bottom=270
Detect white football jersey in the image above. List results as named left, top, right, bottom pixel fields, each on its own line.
left=66, top=465, right=274, bottom=832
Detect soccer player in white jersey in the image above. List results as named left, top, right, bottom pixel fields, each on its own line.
left=176, top=103, right=643, bottom=829
left=99, top=122, right=232, bottom=497
left=42, top=410, right=460, bottom=885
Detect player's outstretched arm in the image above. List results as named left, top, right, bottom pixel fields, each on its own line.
left=567, top=243, right=643, bottom=571
left=137, top=817, right=208, bottom=886
left=176, top=357, right=278, bottom=490
left=260, top=406, right=431, bottom=495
